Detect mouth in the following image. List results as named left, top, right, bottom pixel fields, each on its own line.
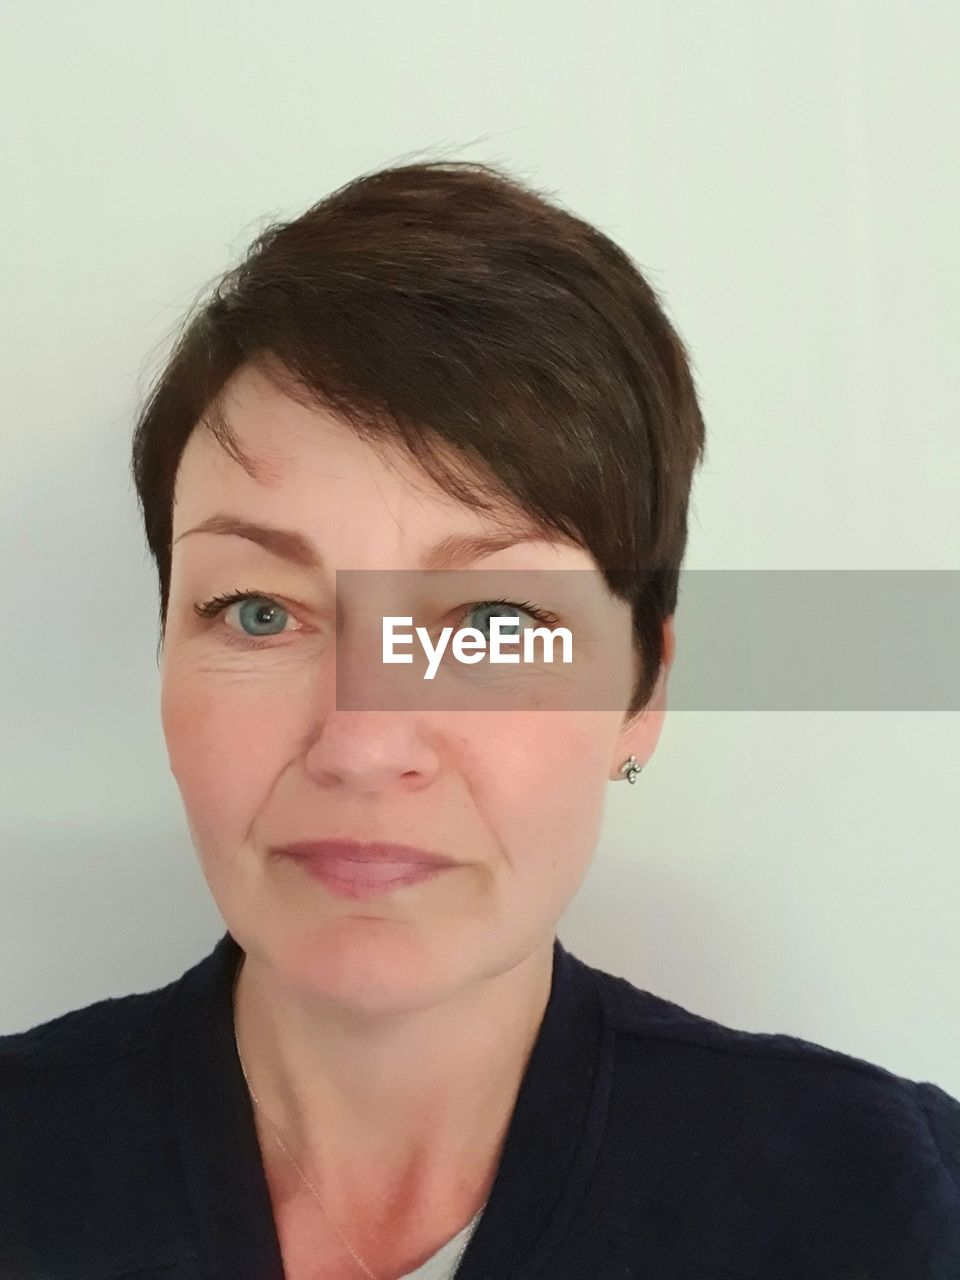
left=271, top=839, right=459, bottom=900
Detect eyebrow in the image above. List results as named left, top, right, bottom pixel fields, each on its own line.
left=172, top=514, right=551, bottom=571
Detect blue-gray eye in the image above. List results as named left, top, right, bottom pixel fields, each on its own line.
left=233, top=597, right=289, bottom=636
left=194, top=591, right=292, bottom=640
left=464, top=602, right=533, bottom=640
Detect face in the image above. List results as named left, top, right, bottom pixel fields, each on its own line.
left=160, top=361, right=671, bottom=1015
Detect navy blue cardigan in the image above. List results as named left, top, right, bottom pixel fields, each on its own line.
left=2, top=931, right=958, bottom=1279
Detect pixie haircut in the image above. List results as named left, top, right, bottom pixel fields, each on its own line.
left=131, top=160, right=707, bottom=718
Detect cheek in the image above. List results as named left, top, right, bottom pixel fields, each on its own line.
left=472, top=714, right=615, bottom=876
left=160, top=673, right=291, bottom=846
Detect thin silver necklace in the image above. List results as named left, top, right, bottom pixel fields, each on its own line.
left=231, top=964, right=485, bottom=1280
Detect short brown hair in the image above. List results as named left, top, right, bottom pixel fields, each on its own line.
left=131, top=159, right=706, bottom=717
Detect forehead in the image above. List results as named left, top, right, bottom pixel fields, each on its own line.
left=171, top=362, right=559, bottom=554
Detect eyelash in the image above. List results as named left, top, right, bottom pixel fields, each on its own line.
left=193, top=589, right=560, bottom=651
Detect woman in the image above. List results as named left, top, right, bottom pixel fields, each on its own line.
left=2, top=160, right=958, bottom=1280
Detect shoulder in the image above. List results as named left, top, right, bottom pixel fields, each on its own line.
left=589, top=960, right=960, bottom=1160
left=594, top=960, right=933, bottom=1071
left=0, top=974, right=181, bottom=1126
left=582, top=960, right=960, bottom=1247
left=0, top=969, right=203, bottom=1277
left=0, top=978, right=178, bottom=1071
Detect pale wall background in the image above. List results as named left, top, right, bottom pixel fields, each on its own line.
left=2, top=1, right=958, bottom=1094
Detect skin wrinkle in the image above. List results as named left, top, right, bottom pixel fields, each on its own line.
left=159, top=361, right=674, bottom=1278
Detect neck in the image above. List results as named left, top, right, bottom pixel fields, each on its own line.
left=232, top=937, right=555, bottom=1217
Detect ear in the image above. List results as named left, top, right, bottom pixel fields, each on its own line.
left=609, top=616, right=675, bottom=781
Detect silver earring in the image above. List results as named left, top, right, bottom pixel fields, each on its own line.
left=619, top=755, right=642, bottom=784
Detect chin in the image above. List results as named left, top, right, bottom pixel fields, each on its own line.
left=269, top=917, right=465, bottom=1014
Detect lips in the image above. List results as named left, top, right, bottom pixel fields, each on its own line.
left=272, top=839, right=459, bottom=900
left=274, top=839, right=457, bottom=868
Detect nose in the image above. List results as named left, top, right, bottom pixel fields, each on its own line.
left=304, top=607, right=443, bottom=792
left=303, top=708, right=441, bottom=793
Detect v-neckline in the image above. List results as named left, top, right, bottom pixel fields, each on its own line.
left=168, top=930, right=610, bottom=1280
